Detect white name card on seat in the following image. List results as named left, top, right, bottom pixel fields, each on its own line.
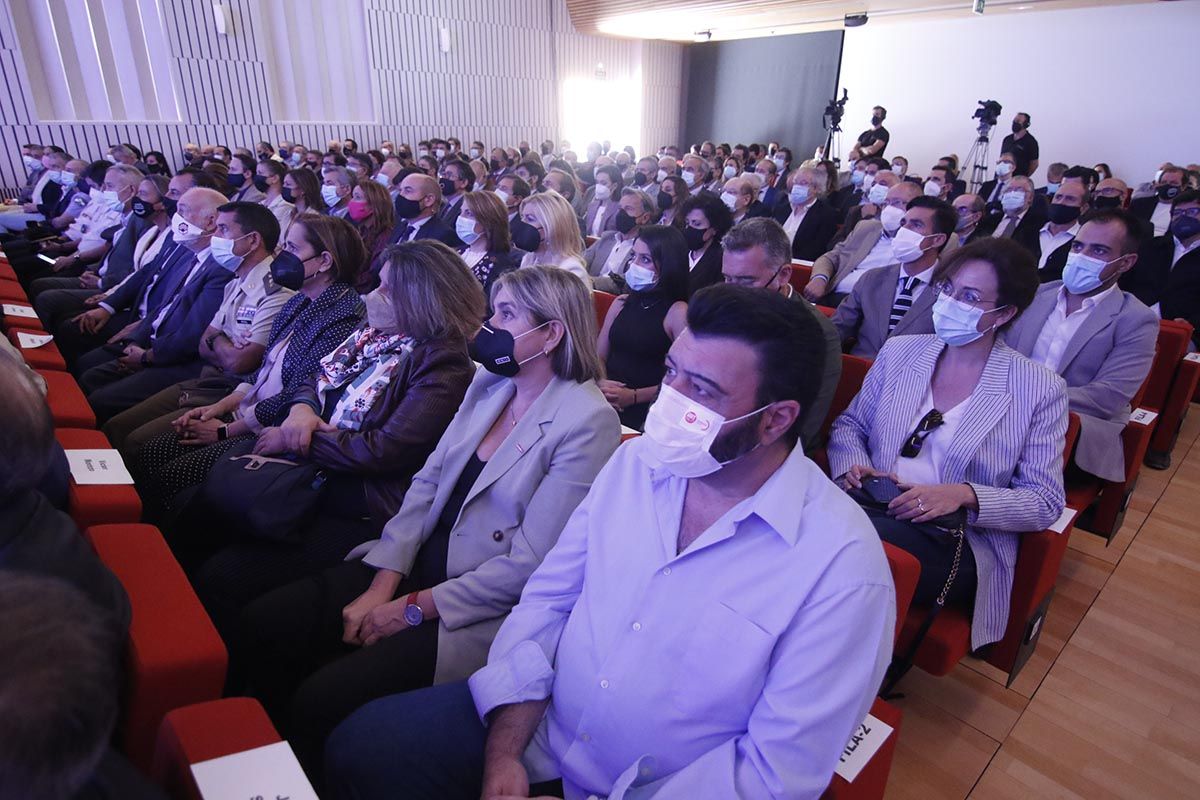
left=2, top=303, right=37, bottom=318
left=1184, top=353, right=1200, bottom=364
left=191, top=741, right=319, bottom=800
left=16, top=331, right=53, bottom=348
left=1130, top=408, right=1158, bottom=426
left=65, top=449, right=134, bottom=485
left=620, top=425, right=641, bottom=438
left=834, top=712, right=894, bottom=783
left=1048, top=506, right=1078, bottom=535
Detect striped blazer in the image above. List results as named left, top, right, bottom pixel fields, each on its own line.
left=828, top=334, right=1068, bottom=649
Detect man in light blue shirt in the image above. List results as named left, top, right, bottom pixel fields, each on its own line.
left=324, top=285, right=896, bottom=800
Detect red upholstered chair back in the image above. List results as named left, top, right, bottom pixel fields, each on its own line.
left=788, top=261, right=813, bottom=294
left=593, top=290, right=616, bottom=330
left=1138, top=319, right=1192, bottom=411
left=882, top=542, right=920, bottom=645
left=821, top=355, right=873, bottom=441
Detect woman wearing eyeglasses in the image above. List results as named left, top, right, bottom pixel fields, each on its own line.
left=827, top=238, right=1068, bottom=655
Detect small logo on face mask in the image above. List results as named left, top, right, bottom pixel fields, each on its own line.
left=684, top=411, right=698, bottom=425
left=495, top=355, right=511, bottom=365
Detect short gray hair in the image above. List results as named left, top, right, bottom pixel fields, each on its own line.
left=106, top=163, right=144, bottom=187
left=0, top=354, right=54, bottom=500
left=621, top=187, right=655, bottom=215
left=793, top=165, right=828, bottom=194
left=721, top=217, right=792, bottom=268
left=323, top=166, right=355, bottom=188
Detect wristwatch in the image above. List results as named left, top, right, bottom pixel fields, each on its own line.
left=402, top=592, right=424, bottom=627
left=217, top=424, right=229, bottom=441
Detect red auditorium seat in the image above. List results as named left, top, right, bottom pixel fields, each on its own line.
left=153, top=698, right=281, bottom=800
left=7, top=326, right=66, bottom=371
left=36, top=368, right=96, bottom=428
left=85, top=524, right=228, bottom=771
left=0, top=256, right=17, bottom=282
left=788, top=260, right=813, bottom=294
left=811, top=354, right=873, bottom=473
left=1, top=277, right=28, bottom=302
left=1146, top=319, right=1199, bottom=468
left=2, top=300, right=44, bottom=331
left=593, top=289, right=616, bottom=330
left=55, top=428, right=142, bottom=527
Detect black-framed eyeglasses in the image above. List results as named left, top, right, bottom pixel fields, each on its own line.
left=901, top=409, right=945, bottom=458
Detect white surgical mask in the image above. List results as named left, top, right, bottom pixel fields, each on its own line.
left=722, top=165, right=737, bottom=180
left=1044, top=182, right=1060, bottom=196
left=867, top=184, right=889, bottom=205
left=862, top=173, right=876, bottom=192
left=171, top=211, right=207, bottom=243
left=720, top=191, right=738, bottom=211
left=418, top=148, right=429, bottom=158
left=850, top=170, right=865, bottom=187
left=494, top=188, right=511, bottom=205
left=455, top=215, right=481, bottom=245
left=681, top=169, right=698, bottom=188
left=469, top=147, right=481, bottom=159
left=1000, top=191, right=1025, bottom=213
left=210, top=232, right=252, bottom=272
left=1062, top=251, right=1115, bottom=295
left=435, top=148, right=446, bottom=159
left=94, top=188, right=125, bottom=211
left=880, top=205, right=905, bottom=234
left=641, top=384, right=769, bottom=478
left=624, top=263, right=657, bottom=292
left=932, top=292, right=1006, bottom=347
left=656, top=168, right=667, bottom=183
left=923, top=180, right=942, bottom=197
left=593, top=183, right=612, bottom=201
left=23, top=155, right=41, bottom=171
left=772, top=155, right=786, bottom=170
left=46, top=170, right=70, bottom=185
left=789, top=185, right=810, bottom=206
left=321, top=184, right=343, bottom=206
left=995, top=162, right=1013, bottom=177
left=890, top=226, right=931, bottom=264
left=373, top=173, right=391, bottom=188
left=890, top=163, right=905, bottom=176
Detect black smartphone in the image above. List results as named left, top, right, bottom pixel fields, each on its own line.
left=862, top=475, right=903, bottom=505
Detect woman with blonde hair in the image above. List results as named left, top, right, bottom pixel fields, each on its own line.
left=517, top=189, right=589, bottom=284
left=349, top=179, right=397, bottom=291
left=239, top=265, right=619, bottom=775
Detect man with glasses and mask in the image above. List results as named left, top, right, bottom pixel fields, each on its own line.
left=953, top=193, right=987, bottom=244
left=324, top=283, right=894, bottom=800
left=1131, top=165, right=1187, bottom=237
left=1005, top=210, right=1156, bottom=480
left=720, top=217, right=841, bottom=451
left=1123, top=190, right=1200, bottom=348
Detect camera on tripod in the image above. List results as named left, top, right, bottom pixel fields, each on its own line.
left=824, top=89, right=849, bottom=132
left=972, top=99, right=1002, bottom=128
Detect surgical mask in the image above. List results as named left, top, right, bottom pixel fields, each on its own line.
left=364, top=288, right=398, bottom=331
left=891, top=226, right=931, bottom=264
left=593, top=183, right=612, bottom=201
left=418, top=149, right=430, bottom=158
left=320, top=184, right=343, bottom=206
left=681, top=169, right=698, bottom=188
left=923, top=180, right=942, bottom=197
left=171, top=211, right=208, bottom=243
left=789, top=185, right=810, bottom=206
left=435, top=148, right=446, bottom=159
left=955, top=211, right=976, bottom=232
left=720, top=191, right=738, bottom=211
left=455, top=215, right=481, bottom=245
left=494, top=188, right=511, bottom=206
left=1062, top=251, right=1115, bottom=294
left=772, top=156, right=786, bottom=170
left=641, top=384, right=769, bottom=479
left=289, top=154, right=302, bottom=166
left=656, top=169, right=667, bottom=183
left=1044, top=182, right=1060, bottom=197
left=868, top=184, right=889, bottom=205
left=1000, top=191, right=1026, bottom=213
left=381, top=148, right=392, bottom=157
left=995, top=162, right=1013, bottom=177
left=880, top=205, right=905, bottom=235
left=932, top=292, right=1006, bottom=347
left=468, top=321, right=550, bottom=377
left=862, top=173, right=876, bottom=192
left=625, top=263, right=657, bottom=292
left=890, top=163, right=906, bottom=176
left=1170, top=214, right=1200, bottom=242
left=348, top=199, right=371, bottom=222
left=210, top=232, right=252, bottom=272
left=722, top=165, right=737, bottom=180
left=373, top=173, right=391, bottom=188
left=22, top=155, right=41, bottom=171
left=93, top=188, right=124, bottom=212
left=1047, top=203, right=1082, bottom=226
left=48, top=170, right=73, bottom=185
left=850, top=170, right=865, bottom=187
left=469, top=147, right=481, bottom=159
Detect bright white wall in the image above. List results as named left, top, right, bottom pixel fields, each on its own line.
left=838, top=1, right=1200, bottom=187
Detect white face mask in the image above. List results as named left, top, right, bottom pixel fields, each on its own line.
left=210, top=231, right=252, bottom=271
left=171, top=211, right=208, bottom=243
left=642, top=384, right=769, bottom=478
left=995, top=162, right=1013, bottom=177
left=772, top=156, right=786, bottom=170
left=455, top=214, right=481, bottom=245
left=1000, top=190, right=1026, bottom=213
left=435, top=148, right=446, bottom=159
left=720, top=191, right=738, bottom=211
left=656, top=168, right=668, bottom=183
left=1062, top=251, right=1114, bottom=295
left=494, top=188, right=511, bottom=206
left=418, top=149, right=429, bottom=159
left=593, top=183, right=612, bottom=201
left=722, top=165, right=737, bottom=179
left=862, top=173, right=876, bottom=193
left=381, top=148, right=392, bottom=156
left=932, top=292, right=1007, bottom=347
left=867, top=183, right=889, bottom=205
left=880, top=205, right=905, bottom=235
left=923, top=180, right=942, bottom=197
left=23, top=155, right=42, bottom=171
left=890, top=225, right=931, bottom=264
left=373, top=173, right=391, bottom=188
left=789, top=185, right=810, bottom=206
left=470, top=147, right=481, bottom=159
left=624, top=263, right=657, bottom=292
left=681, top=169, right=698, bottom=188
left=321, top=184, right=343, bottom=206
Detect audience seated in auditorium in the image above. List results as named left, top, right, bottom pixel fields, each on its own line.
left=597, top=224, right=689, bottom=429
left=1123, top=190, right=1200, bottom=346
left=323, top=284, right=894, bottom=800
left=437, top=159, right=471, bottom=228
left=285, top=167, right=327, bottom=216
left=238, top=266, right=619, bottom=777
left=322, top=166, right=354, bottom=219
left=977, top=175, right=1045, bottom=259
left=255, top=158, right=295, bottom=235
left=349, top=179, right=396, bottom=291
left=1036, top=162, right=1068, bottom=200
left=829, top=237, right=1067, bottom=658
left=678, top=191, right=733, bottom=298
left=831, top=166, right=903, bottom=245
left=587, top=188, right=656, bottom=292
left=517, top=191, right=589, bottom=284
left=832, top=196, right=956, bottom=359
left=129, top=215, right=365, bottom=521
left=585, top=164, right=623, bottom=237
left=227, top=153, right=265, bottom=204
left=1006, top=211, right=1156, bottom=482
left=1130, top=165, right=1187, bottom=237
left=953, top=192, right=988, bottom=245
left=978, top=152, right=1018, bottom=210
left=656, top=174, right=687, bottom=228
left=773, top=163, right=839, bottom=261
left=1036, top=179, right=1090, bottom=280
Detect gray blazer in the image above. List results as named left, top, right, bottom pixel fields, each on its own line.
left=829, top=335, right=1067, bottom=649
left=1004, top=282, right=1158, bottom=482
left=584, top=198, right=620, bottom=237
left=831, top=263, right=937, bottom=359
left=355, top=367, right=620, bottom=683
left=584, top=231, right=627, bottom=278
left=814, top=219, right=960, bottom=291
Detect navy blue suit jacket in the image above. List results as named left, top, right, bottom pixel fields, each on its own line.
left=102, top=235, right=189, bottom=319
left=131, top=256, right=232, bottom=365
left=389, top=214, right=460, bottom=247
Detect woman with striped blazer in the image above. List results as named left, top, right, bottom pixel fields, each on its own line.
left=828, top=239, right=1068, bottom=651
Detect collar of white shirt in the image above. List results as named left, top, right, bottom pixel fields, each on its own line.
left=1057, top=280, right=1118, bottom=314
left=901, top=263, right=937, bottom=286
left=1040, top=221, right=1080, bottom=238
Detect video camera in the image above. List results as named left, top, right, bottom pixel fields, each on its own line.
left=824, top=89, right=849, bottom=132
left=972, top=99, right=1002, bottom=128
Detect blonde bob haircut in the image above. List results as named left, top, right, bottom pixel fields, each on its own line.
left=518, top=190, right=584, bottom=262
left=491, top=265, right=604, bottom=383
left=380, top=240, right=486, bottom=341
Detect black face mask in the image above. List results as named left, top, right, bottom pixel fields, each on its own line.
left=633, top=172, right=648, bottom=187
left=270, top=250, right=313, bottom=291
left=131, top=198, right=156, bottom=218
left=657, top=192, right=673, bottom=212
left=1091, top=195, right=1121, bottom=210
left=1047, top=204, right=1082, bottom=225
left=615, top=210, right=637, bottom=235
left=1171, top=215, right=1200, bottom=242
left=871, top=115, right=882, bottom=127
left=683, top=225, right=708, bottom=251
left=258, top=152, right=271, bottom=161
left=161, top=196, right=178, bottom=216
left=182, top=152, right=194, bottom=163
left=469, top=324, right=522, bottom=377
left=439, top=177, right=458, bottom=197
left=228, top=173, right=246, bottom=189
left=76, top=179, right=90, bottom=195
left=394, top=195, right=422, bottom=219
left=253, top=175, right=270, bottom=193
left=490, top=158, right=503, bottom=171
left=511, top=219, right=542, bottom=252
left=1158, top=185, right=1181, bottom=202
left=1011, top=121, right=1023, bottom=133
left=282, top=187, right=295, bottom=204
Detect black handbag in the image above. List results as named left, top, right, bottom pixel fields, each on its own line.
left=198, top=439, right=328, bottom=542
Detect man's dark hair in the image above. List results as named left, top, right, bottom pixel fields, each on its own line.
left=518, top=157, right=547, bottom=183
left=905, top=196, right=957, bottom=251
left=721, top=217, right=791, bottom=268
left=1171, top=189, right=1200, bottom=211
left=176, top=167, right=221, bottom=191
left=443, top=159, right=472, bottom=185
left=940, top=154, right=959, bottom=171
left=867, top=157, right=890, bottom=171
left=348, top=152, right=374, bottom=174
left=686, top=284, right=825, bottom=445
left=501, top=173, right=532, bottom=200
left=594, top=164, right=624, bottom=193
left=217, top=201, right=282, bottom=252
left=634, top=224, right=689, bottom=303
left=1083, top=208, right=1146, bottom=255
left=0, top=572, right=123, bottom=800
left=0, top=356, right=55, bottom=500
left=81, top=159, right=113, bottom=186
left=45, top=145, right=65, bottom=155
left=1016, top=112, right=1030, bottom=127
left=938, top=238, right=1039, bottom=329
left=1063, top=165, right=1098, bottom=188
left=258, top=159, right=287, bottom=180
left=324, top=153, right=348, bottom=167
left=678, top=192, right=735, bottom=241
left=873, top=106, right=887, bottom=119
left=343, top=137, right=359, bottom=152
left=214, top=145, right=231, bottom=158
left=391, top=165, right=423, bottom=189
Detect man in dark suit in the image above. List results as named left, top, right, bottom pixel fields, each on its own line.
left=952, top=193, right=988, bottom=245
left=978, top=152, right=1017, bottom=212
left=774, top=164, right=841, bottom=260
left=1124, top=190, right=1200, bottom=346
left=390, top=173, right=458, bottom=246
left=1130, top=166, right=1187, bottom=238
left=753, top=157, right=783, bottom=212
left=436, top=159, right=472, bottom=231
left=976, top=176, right=1046, bottom=259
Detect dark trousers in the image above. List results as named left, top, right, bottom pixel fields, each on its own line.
left=58, top=314, right=134, bottom=367
left=33, top=285, right=90, bottom=327
left=869, top=513, right=978, bottom=609
left=102, top=376, right=238, bottom=456
left=238, top=559, right=439, bottom=781
left=324, top=681, right=566, bottom=800
left=79, top=357, right=202, bottom=424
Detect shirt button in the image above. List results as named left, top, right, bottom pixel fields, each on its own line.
left=581, top=733, right=591, bottom=742
left=600, top=679, right=610, bottom=689
left=662, top=567, right=672, bottom=575
left=632, top=622, right=642, bottom=631
left=492, top=530, right=504, bottom=541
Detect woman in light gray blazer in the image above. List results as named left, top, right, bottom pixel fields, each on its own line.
left=829, top=239, right=1068, bottom=652
left=239, top=266, right=620, bottom=774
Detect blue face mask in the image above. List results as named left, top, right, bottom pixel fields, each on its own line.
left=789, top=185, right=810, bottom=206
left=932, top=293, right=1008, bottom=347
left=1062, top=252, right=1117, bottom=294
left=1044, top=182, right=1060, bottom=196
left=1000, top=191, right=1026, bottom=213
left=850, top=170, right=865, bottom=187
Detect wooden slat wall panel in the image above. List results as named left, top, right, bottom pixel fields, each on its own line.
left=0, top=0, right=683, bottom=197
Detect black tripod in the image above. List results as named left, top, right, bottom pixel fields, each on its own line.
left=964, top=120, right=996, bottom=195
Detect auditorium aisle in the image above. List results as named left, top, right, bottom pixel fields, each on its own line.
left=885, top=409, right=1200, bottom=799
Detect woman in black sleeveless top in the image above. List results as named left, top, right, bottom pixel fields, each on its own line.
left=597, top=225, right=690, bottom=429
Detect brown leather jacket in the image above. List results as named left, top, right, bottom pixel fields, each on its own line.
left=291, top=335, right=475, bottom=528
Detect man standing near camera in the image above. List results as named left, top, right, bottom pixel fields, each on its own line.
left=1001, top=112, right=1039, bottom=178
left=850, top=106, right=890, bottom=161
